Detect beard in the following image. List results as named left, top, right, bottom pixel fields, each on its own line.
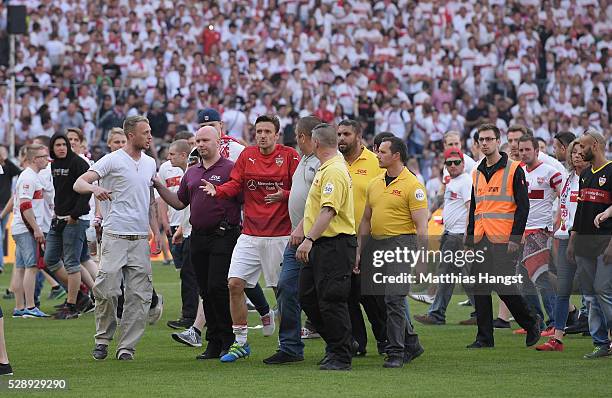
left=582, top=148, right=594, bottom=161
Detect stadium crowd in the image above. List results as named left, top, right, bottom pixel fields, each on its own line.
left=0, top=0, right=611, bottom=376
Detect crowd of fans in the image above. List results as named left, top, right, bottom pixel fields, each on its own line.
left=0, top=0, right=611, bottom=183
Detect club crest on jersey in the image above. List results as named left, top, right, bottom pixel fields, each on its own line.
left=275, top=156, right=284, bottom=167
left=537, top=177, right=545, bottom=185
left=599, top=176, right=606, bottom=186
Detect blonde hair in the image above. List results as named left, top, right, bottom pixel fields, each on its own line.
left=107, top=127, right=126, bottom=144
left=123, top=115, right=149, bottom=138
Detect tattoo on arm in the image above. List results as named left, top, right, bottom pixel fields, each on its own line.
left=149, top=187, right=158, bottom=224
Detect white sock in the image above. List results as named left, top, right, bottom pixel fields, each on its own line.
left=233, top=324, right=248, bottom=345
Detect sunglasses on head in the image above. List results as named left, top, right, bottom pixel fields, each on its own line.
left=445, top=160, right=462, bottom=166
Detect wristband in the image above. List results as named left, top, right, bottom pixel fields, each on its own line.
left=305, top=235, right=315, bottom=243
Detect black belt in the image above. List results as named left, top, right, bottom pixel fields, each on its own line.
left=192, top=224, right=240, bottom=236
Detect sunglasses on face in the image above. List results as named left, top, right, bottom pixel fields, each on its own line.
left=445, top=160, right=462, bottom=166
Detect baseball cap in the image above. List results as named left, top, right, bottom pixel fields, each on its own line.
left=197, top=108, right=221, bottom=124
left=443, top=148, right=464, bottom=160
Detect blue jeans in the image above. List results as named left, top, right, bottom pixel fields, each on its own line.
left=0, top=214, right=9, bottom=270
left=553, top=239, right=576, bottom=331
left=576, top=254, right=612, bottom=346
left=428, top=233, right=475, bottom=322
left=44, top=219, right=90, bottom=274
left=169, top=226, right=184, bottom=269
left=518, top=263, right=556, bottom=328
left=277, top=243, right=304, bottom=357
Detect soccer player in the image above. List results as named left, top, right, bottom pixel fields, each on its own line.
left=201, top=114, right=300, bottom=362
left=517, top=135, right=562, bottom=334
left=74, top=115, right=162, bottom=361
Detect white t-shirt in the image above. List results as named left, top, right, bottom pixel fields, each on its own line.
left=523, top=162, right=563, bottom=230
left=91, top=149, right=157, bottom=235
left=554, top=171, right=579, bottom=239
left=12, top=167, right=49, bottom=235
left=222, top=109, right=248, bottom=140
left=158, top=160, right=186, bottom=227
left=442, top=172, right=472, bottom=234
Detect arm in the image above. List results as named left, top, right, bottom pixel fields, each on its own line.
left=20, top=199, right=44, bottom=244
left=74, top=170, right=112, bottom=200
left=357, top=204, right=372, bottom=252
left=213, top=156, right=245, bottom=199
left=0, top=195, right=13, bottom=219
left=594, top=204, right=612, bottom=228
left=69, top=159, right=94, bottom=221
left=465, top=187, right=476, bottom=246
left=510, top=167, right=529, bottom=244
left=296, top=207, right=336, bottom=264
left=157, top=197, right=171, bottom=235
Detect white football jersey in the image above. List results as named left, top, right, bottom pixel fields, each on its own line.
left=158, top=160, right=186, bottom=227
left=523, top=162, right=562, bottom=230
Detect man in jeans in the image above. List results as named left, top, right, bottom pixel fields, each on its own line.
left=568, top=131, right=612, bottom=359
left=415, top=148, right=476, bottom=326
left=45, top=133, right=93, bottom=319
left=263, top=116, right=322, bottom=364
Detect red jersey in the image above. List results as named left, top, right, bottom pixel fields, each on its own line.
left=216, top=144, right=300, bottom=237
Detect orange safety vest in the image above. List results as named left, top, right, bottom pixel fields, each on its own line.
left=472, top=160, right=519, bottom=244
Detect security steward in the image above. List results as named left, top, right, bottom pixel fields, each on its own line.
left=153, top=126, right=241, bottom=359
left=357, top=137, right=427, bottom=369
left=465, top=123, right=540, bottom=349
left=297, top=123, right=356, bottom=371
left=338, top=119, right=388, bottom=356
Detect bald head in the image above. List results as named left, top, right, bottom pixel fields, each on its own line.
left=195, top=126, right=220, bottom=161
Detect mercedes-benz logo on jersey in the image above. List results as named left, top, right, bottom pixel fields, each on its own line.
left=247, top=179, right=257, bottom=190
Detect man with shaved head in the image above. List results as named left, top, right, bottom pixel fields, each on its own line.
left=154, top=126, right=242, bottom=360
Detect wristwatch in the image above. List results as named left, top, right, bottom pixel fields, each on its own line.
left=305, top=235, right=315, bottom=243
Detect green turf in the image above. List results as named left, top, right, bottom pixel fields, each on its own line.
left=0, top=262, right=610, bottom=397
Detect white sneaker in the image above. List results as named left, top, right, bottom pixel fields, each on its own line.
left=261, top=310, right=276, bottom=337
left=408, top=293, right=434, bottom=305
left=172, top=326, right=202, bottom=347
left=457, top=299, right=471, bottom=306
left=148, top=294, right=164, bottom=325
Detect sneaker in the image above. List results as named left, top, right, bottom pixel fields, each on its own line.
left=22, top=307, right=49, bottom=318
left=54, top=306, right=80, bottom=320
left=92, top=344, right=108, bottom=360
left=0, top=363, right=13, bottom=376
left=76, top=293, right=93, bottom=313
left=458, top=317, right=477, bottom=325
left=3, top=289, right=15, bottom=300
left=172, top=327, right=202, bottom=347
left=408, top=293, right=434, bottom=305
left=466, top=341, right=494, bottom=349
left=540, top=326, right=555, bottom=337
left=382, top=355, right=403, bottom=368
left=12, top=308, right=25, bottom=318
left=513, top=328, right=527, bottom=335
left=414, top=314, right=445, bottom=325
left=117, top=352, right=134, bottom=360
left=162, top=259, right=173, bottom=266
left=320, top=359, right=351, bottom=371
left=246, top=302, right=257, bottom=312
left=220, top=342, right=251, bottom=362
left=263, top=350, right=304, bottom=365
left=536, top=338, right=564, bottom=352
left=493, top=318, right=511, bottom=329
left=564, top=316, right=589, bottom=335
left=584, top=345, right=611, bottom=359
left=458, top=299, right=472, bottom=307
left=167, top=318, right=194, bottom=330
left=148, top=294, right=164, bottom=325
left=300, top=327, right=321, bottom=339
left=54, top=300, right=68, bottom=309
left=48, top=286, right=66, bottom=300
left=261, top=311, right=275, bottom=337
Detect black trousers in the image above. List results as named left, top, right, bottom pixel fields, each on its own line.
left=299, top=234, right=356, bottom=364
left=190, top=229, right=239, bottom=351
left=348, top=274, right=388, bottom=352
left=473, top=237, right=537, bottom=346
left=179, top=237, right=199, bottom=320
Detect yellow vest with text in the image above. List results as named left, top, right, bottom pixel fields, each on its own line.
left=472, top=160, right=519, bottom=244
